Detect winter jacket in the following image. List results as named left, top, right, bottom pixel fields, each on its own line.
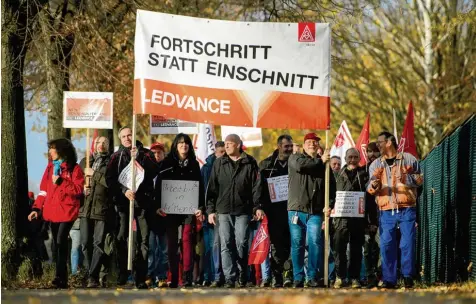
left=367, top=152, right=423, bottom=211
left=79, top=154, right=112, bottom=221
left=288, top=152, right=336, bottom=215
left=33, top=162, right=85, bottom=223
left=201, top=153, right=216, bottom=191
left=105, top=141, right=157, bottom=212
left=334, top=165, right=377, bottom=226
left=206, top=152, right=262, bottom=216
left=259, top=149, right=289, bottom=210
left=155, top=155, right=205, bottom=225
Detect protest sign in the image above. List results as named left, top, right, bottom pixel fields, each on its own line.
left=330, top=191, right=365, bottom=218
left=63, top=92, right=113, bottom=129
left=118, top=161, right=145, bottom=191
left=161, top=180, right=199, bottom=215
left=221, top=126, right=262, bottom=147
left=266, top=175, right=289, bottom=203
left=133, top=11, right=331, bottom=129
left=150, top=115, right=198, bottom=134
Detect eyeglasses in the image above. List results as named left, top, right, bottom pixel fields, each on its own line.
left=377, top=140, right=387, bottom=145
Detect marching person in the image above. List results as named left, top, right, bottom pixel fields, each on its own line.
left=367, top=131, right=423, bottom=289
left=332, top=148, right=377, bottom=289
left=259, top=135, right=294, bottom=287
left=201, top=141, right=226, bottom=287
left=287, top=133, right=335, bottom=288
left=106, top=127, right=157, bottom=289
left=147, top=142, right=169, bottom=288
left=28, top=138, right=85, bottom=288
left=155, top=134, right=205, bottom=288
left=363, top=142, right=381, bottom=288
left=206, top=134, right=264, bottom=288
left=79, top=136, right=113, bottom=288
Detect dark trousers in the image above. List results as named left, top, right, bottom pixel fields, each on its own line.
left=117, top=208, right=149, bottom=284
left=364, top=230, right=380, bottom=279
left=333, top=218, right=365, bottom=280
left=165, top=216, right=194, bottom=287
left=50, top=221, right=74, bottom=282
left=268, top=210, right=291, bottom=283
left=80, top=218, right=109, bottom=281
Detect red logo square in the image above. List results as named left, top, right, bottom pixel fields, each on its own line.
left=298, top=23, right=315, bottom=42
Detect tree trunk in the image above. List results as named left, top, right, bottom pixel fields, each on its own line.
left=1, top=0, right=33, bottom=284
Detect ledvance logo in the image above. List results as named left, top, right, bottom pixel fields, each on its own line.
left=298, top=22, right=315, bottom=42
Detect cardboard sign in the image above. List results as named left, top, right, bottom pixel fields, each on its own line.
left=118, top=161, right=145, bottom=191
left=133, top=11, right=331, bottom=129
left=161, top=180, right=199, bottom=214
left=63, top=91, right=113, bottom=129
left=331, top=191, right=365, bottom=218
left=266, top=175, right=289, bottom=203
left=150, top=115, right=198, bottom=134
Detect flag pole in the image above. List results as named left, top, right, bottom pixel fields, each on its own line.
left=324, top=129, right=330, bottom=287
left=85, top=128, right=90, bottom=187
left=393, top=108, right=399, bottom=145
left=128, top=114, right=137, bottom=271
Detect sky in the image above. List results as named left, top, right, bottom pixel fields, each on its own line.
left=26, top=111, right=86, bottom=195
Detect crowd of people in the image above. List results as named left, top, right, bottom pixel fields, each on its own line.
left=27, top=127, right=422, bottom=290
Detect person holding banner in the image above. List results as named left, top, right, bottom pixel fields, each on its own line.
left=28, top=139, right=85, bottom=289
left=206, top=134, right=264, bottom=288
left=106, top=127, right=157, bottom=289
left=367, top=131, right=423, bottom=289
left=155, top=133, right=205, bottom=288
left=79, top=136, right=114, bottom=288
left=331, top=148, right=377, bottom=289
left=287, top=133, right=335, bottom=288
left=259, top=135, right=294, bottom=288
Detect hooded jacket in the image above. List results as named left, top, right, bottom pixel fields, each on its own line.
left=288, top=152, right=336, bottom=215
left=106, top=141, right=157, bottom=211
left=201, top=153, right=216, bottom=190
left=206, top=152, right=262, bottom=216
left=33, top=162, right=84, bottom=223
left=259, top=149, right=289, bottom=210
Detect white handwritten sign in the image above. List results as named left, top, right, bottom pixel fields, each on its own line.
left=266, top=175, right=289, bottom=203
left=161, top=180, right=199, bottom=215
left=331, top=191, right=365, bottom=218
left=118, top=161, right=144, bottom=191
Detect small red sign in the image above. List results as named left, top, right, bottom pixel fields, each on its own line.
left=298, top=23, right=315, bottom=42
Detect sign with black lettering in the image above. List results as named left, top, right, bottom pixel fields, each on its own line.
left=330, top=191, right=365, bottom=218
left=161, top=180, right=199, bottom=215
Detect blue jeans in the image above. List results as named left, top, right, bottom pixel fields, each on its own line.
left=69, top=229, right=81, bottom=275
left=379, top=207, right=416, bottom=285
left=288, top=211, right=323, bottom=282
left=203, top=221, right=215, bottom=282
left=249, top=221, right=271, bottom=281
left=148, top=226, right=168, bottom=281
left=218, top=214, right=250, bottom=283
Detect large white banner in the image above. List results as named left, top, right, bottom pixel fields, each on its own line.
left=133, top=10, right=331, bottom=130
left=221, top=126, right=262, bottom=147
left=150, top=115, right=198, bottom=134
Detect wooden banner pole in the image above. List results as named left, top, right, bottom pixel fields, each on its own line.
left=85, top=128, right=91, bottom=187
left=128, top=114, right=137, bottom=271
left=324, top=129, right=330, bottom=287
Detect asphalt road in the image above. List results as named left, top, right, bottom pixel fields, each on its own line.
left=2, top=288, right=476, bottom=304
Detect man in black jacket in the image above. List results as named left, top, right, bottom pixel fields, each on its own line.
left=259, top=134, right=294, bottom=287
left=206, top=134, right=264, bottom=288
left=288, top=133, right=335, bottom=288
left=332, top=148, right=377, bottom=289
left=79, top=136, right=113, bottom=288
left=106, top=127, right=157, bottom=289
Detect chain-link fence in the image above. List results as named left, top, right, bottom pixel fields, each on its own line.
left=416, top=114, right=476, bottom=284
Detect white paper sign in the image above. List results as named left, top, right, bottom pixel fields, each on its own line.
left=118, top=161, right=145, bottom=191
left=331, top=191, right=365, bottom=218
left=266, top=175, right=289, bottom=203
left=161, top=180, right=199, bottom=214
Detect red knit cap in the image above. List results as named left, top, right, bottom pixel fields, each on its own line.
left=303, top=133, right=321, bottom=142
left=150, top=142, right=165, bottom=151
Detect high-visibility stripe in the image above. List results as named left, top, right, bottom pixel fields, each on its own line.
left=38, top=191, right=47, bottom=197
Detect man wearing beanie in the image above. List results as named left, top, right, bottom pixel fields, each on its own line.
left=288, top=133, right=336, bottom=288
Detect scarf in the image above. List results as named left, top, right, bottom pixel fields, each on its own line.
left=53, top=159, right=64, bottom=176
left=92, top=152, right=108, bottom=171
left=178, top=158, right=189, bottom=168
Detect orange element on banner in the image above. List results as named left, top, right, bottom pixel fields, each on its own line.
left=133, top=79, right=253, bottom=126
left=257, top=91, right=330, bottom=129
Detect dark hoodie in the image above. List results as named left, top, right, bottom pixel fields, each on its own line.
left=201, top=153, right=216, bottom=190
left=259, top=149, right=289, bottom=207
left=206, top=152, right=262, bottom=216
left=106, top=140, right=157, bottom=212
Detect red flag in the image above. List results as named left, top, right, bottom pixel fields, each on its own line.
left=355, top=114, right=370, bottom=167
left=398, top=101, right=419, bottom=158
left=248, top=216, right=270, bottom=265
left=90, top=130, right=99, bottom=155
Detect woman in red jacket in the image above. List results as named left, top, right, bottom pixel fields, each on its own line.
left=28, top=138, right=84, bottom=288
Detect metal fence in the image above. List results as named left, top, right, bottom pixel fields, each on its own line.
left=416, top=114, right=476, bottom=283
